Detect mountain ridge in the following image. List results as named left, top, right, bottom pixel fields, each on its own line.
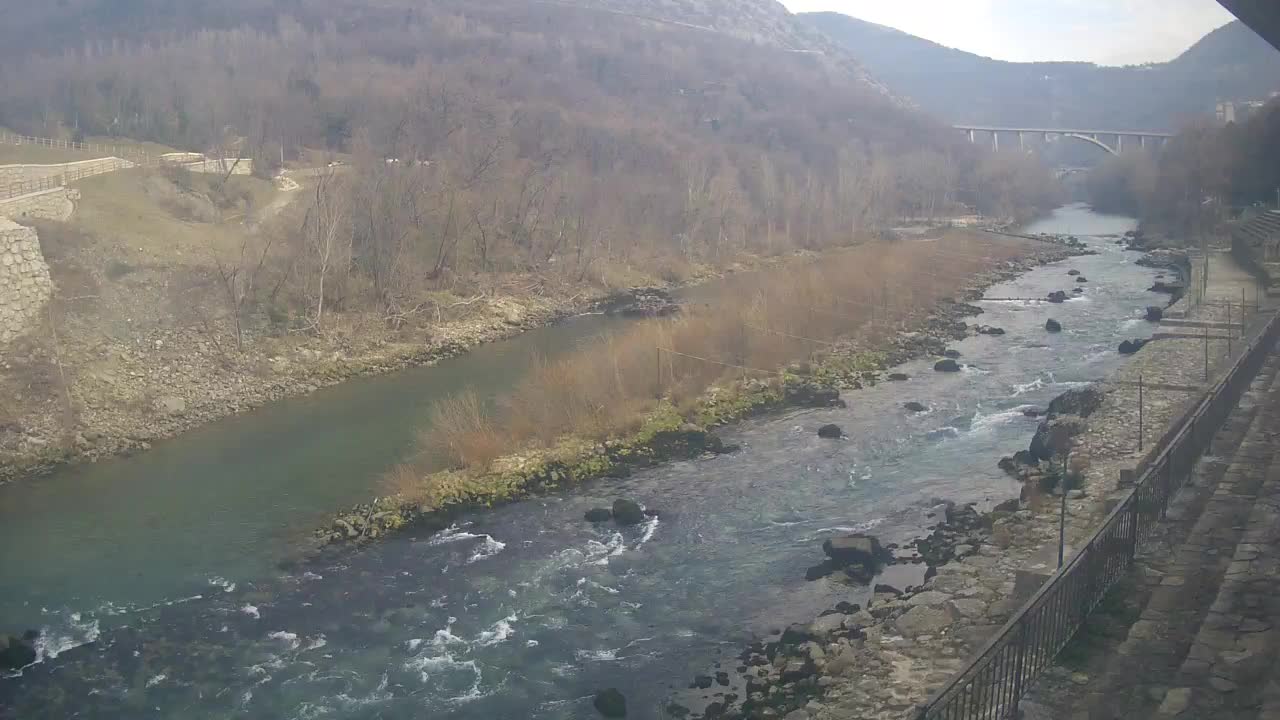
left=801, top=13, right=1280, bottom=131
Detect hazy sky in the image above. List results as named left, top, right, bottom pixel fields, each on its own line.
left=780, top=0, right=1237, bottom=65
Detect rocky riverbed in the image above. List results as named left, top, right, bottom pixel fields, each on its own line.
left=4, top=207, right=1197, bottom=720
left=663, top=257, right=1259, bottom=720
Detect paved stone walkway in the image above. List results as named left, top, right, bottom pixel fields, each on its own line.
left=1026, top=350, right=1280, bottom=719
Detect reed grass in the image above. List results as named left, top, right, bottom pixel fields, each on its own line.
left=416, top=230, right=1030, bottom=472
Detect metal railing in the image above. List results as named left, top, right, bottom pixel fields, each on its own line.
left=0, top=158, right=135, bottom=200
left=914, top=308, right=1280, bottom=720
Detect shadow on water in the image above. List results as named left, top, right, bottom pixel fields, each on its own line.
left=2, top=205, right=1162, bottom=719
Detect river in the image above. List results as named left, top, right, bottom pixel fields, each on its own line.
left=0, top=205, right=1160, bottom=719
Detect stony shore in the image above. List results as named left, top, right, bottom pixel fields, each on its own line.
left=665, top=250, right=1259, bottom=720
left=316, top=237, right=1084, bottom=547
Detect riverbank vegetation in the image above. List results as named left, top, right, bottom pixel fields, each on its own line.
left=354, top=230, right=1035, bottom=535
left=1087, top=98, right=1280, bottom=236
left=0, top=0, right=1064, bottom=481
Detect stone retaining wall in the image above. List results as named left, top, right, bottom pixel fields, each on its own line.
left=0, top=157, right=132, bottom=187
left=0, top=187, right=77, bottom=221
left=0, top=218, right=52, bottom=344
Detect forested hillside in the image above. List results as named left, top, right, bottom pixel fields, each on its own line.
left=803, top=13, right=1280, bottom=131
left=1087, top=100, right=1280, bottom=235
left=0, top=0, right=1057, bottom=310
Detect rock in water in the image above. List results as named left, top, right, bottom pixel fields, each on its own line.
left=823, top=534, right=873, bottom=562
left=887, top=373, right=910, bottom=382
left=1118, top=339, right=1149, bottom=355
left=976, top=325, right=1006, bottom=335
left=822, top=534, right=891, bottom=569
left=593, top=688, right=627, bottom=717
left=943, top=349, right=962, bottom=359
left=785, top=383, right=844, bottom=408
left=584, top=508, right=612, bottom=523
left=611, top=499, right=645, bottom=526
left=934, top=359, right=961, bottom=372
left=1045, top=319, right=1062, bottom=333
left=1067, top=269, right=1081, bottom=276
left=903, top=401, right=927, bottom=413
left=1145, top=306, right=1163, bottom=322
left=1076, top=276, right=1088, bottom=283
left=1047, top=290, right=1067, bottom=303
left=817, top=424, right=843, bottom=439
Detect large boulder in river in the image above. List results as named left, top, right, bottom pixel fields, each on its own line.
left=646, top=428, right=729, bottom=459
left=1076, top=276, right=1088, bottom=283
left=822, top=534, right=892, bottom=584
left=0, top=632, right=37, bottom=671
left=904, top=401, right=927, bottom=413
left=1145, top=306, right=1164, bottom=322
left=584, top=508, right=612, bottom=523
left=934, top=359, right=961, bottom=373
left=817, top=424, right=843, bottom=439
left=976, top=325, right=1006, bottom=336
left=785, top=383, right=845, bottom=408
left=1047, top=291, right=1068, bottom=303
left=1067, top=269, right=1081, bottom=276
left=593, top=688, right=627, bottom=717
left=611, top=499, right=646, bottom=526
left=1119, top=338, right=1149, bottom=355
left=1045, top=319, right=1062, bottom=333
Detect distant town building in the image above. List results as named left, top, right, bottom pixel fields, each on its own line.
left=1217, top=96, right=1275, bottom=125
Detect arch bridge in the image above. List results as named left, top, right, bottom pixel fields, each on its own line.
left=954, top=125, right=1175, bottom=155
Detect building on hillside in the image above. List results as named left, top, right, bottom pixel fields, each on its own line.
left=1216, top=97, right=1276, bottom=125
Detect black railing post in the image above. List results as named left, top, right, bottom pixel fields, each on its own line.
left=1011, top=620, right=1028, bottom=716
left=1128, top=497, right=1140, bottom=560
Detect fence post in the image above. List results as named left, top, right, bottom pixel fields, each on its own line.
left=1138, top=374, right=1144, bottom=453
left=1128, top=497, right=1140, bottom=559
left=1011, top=619, right=1029, bottom=714
left=1204, top=323, right=1210, bottom=383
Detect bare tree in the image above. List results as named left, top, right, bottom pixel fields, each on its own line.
left=298, top=169, right=350, bottom=334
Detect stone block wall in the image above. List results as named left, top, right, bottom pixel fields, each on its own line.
left=0, top=157, right=131, bottom=188
left=0, top=217, right=53, bottom=344
left=0, top=187, right=77, bottom=221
